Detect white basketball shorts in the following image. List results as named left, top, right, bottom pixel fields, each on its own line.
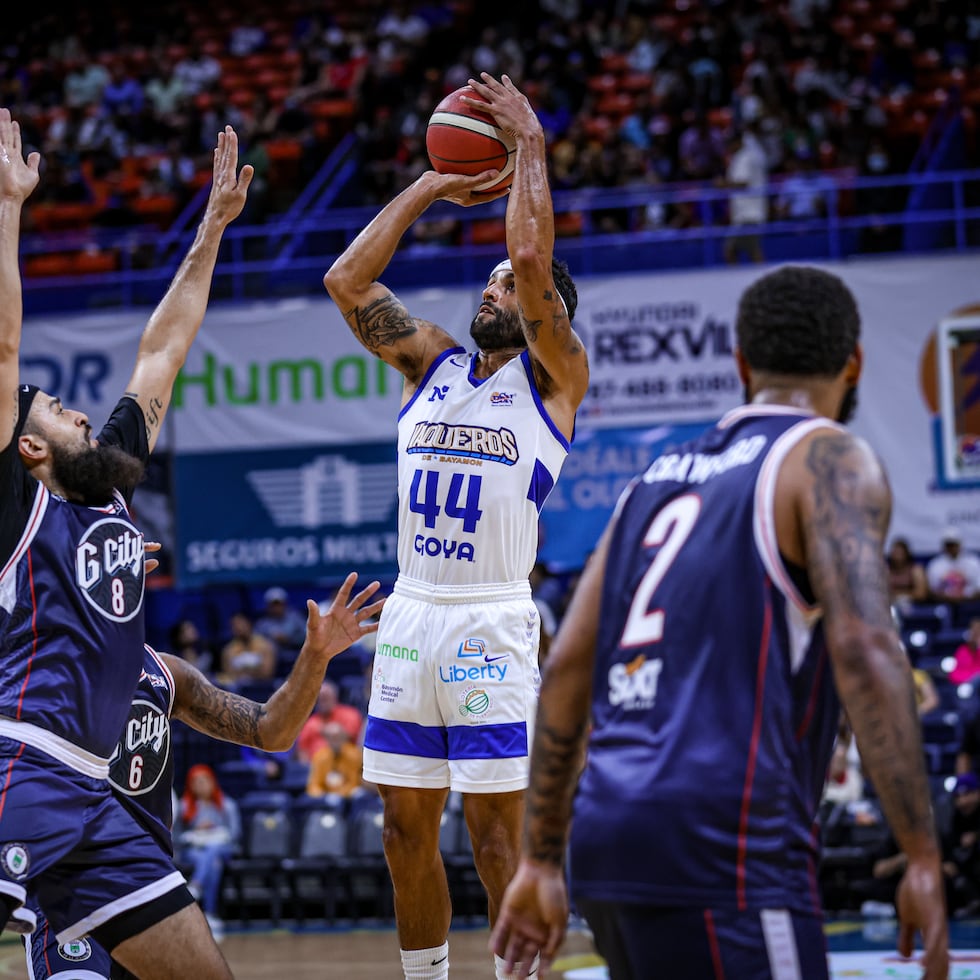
left=362, top=576, right=541, bottom=793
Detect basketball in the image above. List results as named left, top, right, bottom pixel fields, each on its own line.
left=426, top=87, right=516, bottom=193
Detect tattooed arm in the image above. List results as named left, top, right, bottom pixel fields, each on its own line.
left=123, top=127, right=252, bottom=452
left=783, top=429, right=948, bottom=976
left=464, top=74, right=589, bottom=426
left=323, top=169, right=504, bottom=390
left=167, top=573, right=384, bottom=752
left=490, top=528, right=608, bottom=978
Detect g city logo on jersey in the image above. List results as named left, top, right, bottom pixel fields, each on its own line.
left=608, top=654, right=663, bottom=711
left=458, top=686, right=492, bottom=719
left=75, top=517, right=144, bottom=622
left=108, top=698, right=170, bottom=796
left=1, top=843, right=29, bottom=879
left=57, top=939, right=93, bottom=963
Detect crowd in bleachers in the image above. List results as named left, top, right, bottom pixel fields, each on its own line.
left=3, top=0, right=979, bottom=274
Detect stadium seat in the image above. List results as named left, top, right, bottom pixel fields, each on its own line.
left=282, top=808, right=352, bottom=923
left=221, top=806, right=292, bottom=925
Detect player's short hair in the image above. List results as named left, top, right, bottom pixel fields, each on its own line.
left=736, top=266, right=860, bottom=377
left=552, top=256, right=578, bottom=322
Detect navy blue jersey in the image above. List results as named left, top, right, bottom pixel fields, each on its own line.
left=108, top=645, right=177, bottom=855
left=570, top=407, right=842, bottom=915
left=0, top=398, right=149, bottom=762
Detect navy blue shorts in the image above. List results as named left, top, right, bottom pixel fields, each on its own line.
left=576, top=900, right=829, bottom=980
left=0, top=740, right=184, bottom=943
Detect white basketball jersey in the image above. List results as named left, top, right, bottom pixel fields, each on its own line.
left=396, top=347, right=570, bottom=588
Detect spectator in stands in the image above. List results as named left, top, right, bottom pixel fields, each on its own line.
left=101, top=62, right=144, bottom=121
left=927, top=527, right=980, bottom=602
left=887, top=537, right=929, bottom=607
left=174, top=42, right=222, bottom=97
left=221, top=611, right=277, bottom=683
left=722, top=124, right=768, bottom=264
left=822, top=722, right=864, bottom=805
left=943, top=772, right=980, bottom=917
left=775, top=148, right=833, bottom=221
left=144, top=58, right=186, bottom=120
left=176, top=763, right=241, bottom=936
left=255, top=586, right=307, bottom=656
left=295, top=680, right=364, bottom=762
left=63, top=53, right=109, bottom=109
left=914, top=668, right=940, bottom=717
left=169, top=618, right=214, bottom=676
left=305, top=721, right=365, bottom=799
left=956, top=711, right=980, bottom=775
left=677, top=109, right=726, bottom=182
left=951, top=620, right=980, bottom=686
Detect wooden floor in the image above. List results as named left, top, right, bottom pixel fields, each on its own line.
left=0, top=924, right=602, bottom=979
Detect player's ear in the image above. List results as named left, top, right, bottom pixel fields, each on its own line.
left=734, top=347, right=751, bottom=387
left=843, top=343, right=862, bottom=386
left=17, top=431, right=47, bottom=462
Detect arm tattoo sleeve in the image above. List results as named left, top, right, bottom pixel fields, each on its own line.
left=804, top=433, right=893, bottom=630
left=524, top=702, right=588, bottom=867
left=182, top=670, right=268, bottom=749
left=346, top=295, right=417, bottom=354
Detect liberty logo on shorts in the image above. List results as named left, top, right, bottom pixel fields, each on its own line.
left=458, top=686, right=492, bottom=718
left=1, top=843, right=29, bottom=879
left=58, top=939, right=92, bottom=962
left=458, top=637, right=486, bottom=658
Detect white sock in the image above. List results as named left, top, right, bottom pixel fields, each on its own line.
left=494, top=952, right=540, bottom=979
left=400, top=943, right=449, bottom=980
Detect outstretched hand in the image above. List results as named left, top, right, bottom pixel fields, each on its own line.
left=463, top=73, right=542, bottom=143
left=0, top=108, right=40, bottom=203
left=304, top=573, right=385, bottom=663
left=205, top=125, right=254, bottom=226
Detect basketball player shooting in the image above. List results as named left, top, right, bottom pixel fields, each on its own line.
left=491, top=267, right=948, bottom=979
left=0, top=108, right=253, bottom=979
left=322, top=73, right=590, bottom=980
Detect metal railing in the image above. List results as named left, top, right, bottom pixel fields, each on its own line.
left=19, top=168, right=980, bottom=313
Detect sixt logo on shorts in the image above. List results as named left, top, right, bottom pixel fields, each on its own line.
left=58, top=939, right=92, bottom=962
left=75, top=517, right=144, bottom=623
left=406, top=421, right=518, bottom=464
left=377, top=642, right=419, bottom=662
left=608, top=654, right=663, bottom=711
left=1, top=843, right=29, bottom=879
left=458, top=686, right=492, bottom=718
left=490, top=391, right=515, bottom=406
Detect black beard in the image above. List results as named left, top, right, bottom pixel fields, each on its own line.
left=837, top=385, right=858, bottom=424
left=469, top=305, right=526, bottom=351
left=50, top=441, right=146, bottom=505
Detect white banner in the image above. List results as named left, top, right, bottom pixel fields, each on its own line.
left=18, top=252, right=980, bottom=555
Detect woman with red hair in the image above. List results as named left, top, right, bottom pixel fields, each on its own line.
left=177, top=764, right=241, bottom=935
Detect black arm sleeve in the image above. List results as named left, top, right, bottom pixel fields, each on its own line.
left=97, top=396, right=150, bottom=507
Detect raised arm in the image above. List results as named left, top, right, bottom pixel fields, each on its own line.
left=322, top=169, right=498, bottom=389
left=0, top=109, right=40, bottom=449
left=786, top=429, right=948, bottom=977
left=491, top=528, right=609, bottom=978
left=168, top=573, right=383, bottom=751
left=466, top=74, right=589, bottom=416
left=123, top=126, right=252, bottom=452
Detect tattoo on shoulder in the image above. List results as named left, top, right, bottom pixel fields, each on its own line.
left=184, top=670, right=267, bottom=749
left=347, top=296, right=417, bottom=354
left=804, top=433, right=892, bottom=628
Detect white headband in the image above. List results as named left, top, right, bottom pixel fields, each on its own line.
left=488, top=258, right=569, bottom=318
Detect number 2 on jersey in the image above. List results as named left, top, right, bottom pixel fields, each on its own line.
left=619, top=494, right=701, bottom=647
left=409, top=469, right=484, bottom=533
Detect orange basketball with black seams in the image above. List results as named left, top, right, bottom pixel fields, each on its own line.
left=425, top=86, right=516, bottom=193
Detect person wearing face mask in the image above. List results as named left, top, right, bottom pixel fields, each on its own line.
left=858, top=137, right=901, bottom=253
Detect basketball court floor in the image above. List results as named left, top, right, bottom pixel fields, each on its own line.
left=0, top=918, right=976, bottom=978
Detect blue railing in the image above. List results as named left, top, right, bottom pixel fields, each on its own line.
left=18, top=168, right=980, bottom=314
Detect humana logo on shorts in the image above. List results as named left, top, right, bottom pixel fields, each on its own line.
left=376, top=642, right=419, bottom=662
